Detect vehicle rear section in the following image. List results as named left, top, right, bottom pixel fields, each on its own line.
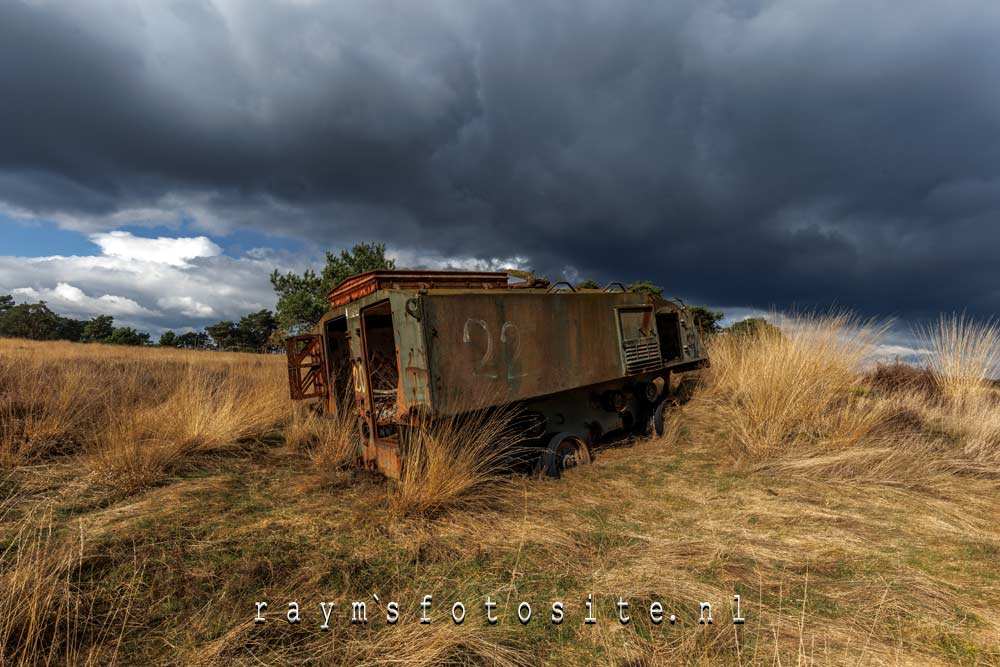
left=286, top=271, right=709, bottom=479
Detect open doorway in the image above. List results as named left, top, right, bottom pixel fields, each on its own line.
left=656, top=311, right=682, bottom=361
left=361, top=301, right=399, bottom=439
left=324, top=316, right=352, bottom=410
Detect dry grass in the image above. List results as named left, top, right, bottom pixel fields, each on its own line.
left=0, top=338, right=289, bottom=491
left=914, top=314, right=1000, bottom=463
left=948, top=396, right=1000, bottom=462
left=692, top=312, right=894, bottom=461
left=0, top=503, right=142, bottom=666
left=865, top=360, right=938, bottom=399
left=285, top=397, right=360, bottom=475
left=920, top=314, right=1000, bottom=406
left=0, top=352, right=106, bottom=466
left=3, top=316, right=1000, bottom=666
left=688, top=312, right=1000, bottom=485
left=391, top=404, right=524, bottom=518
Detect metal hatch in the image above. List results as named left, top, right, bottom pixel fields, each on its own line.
left=617, top=306, right=663, bottom=374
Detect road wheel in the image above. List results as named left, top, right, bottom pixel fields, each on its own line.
left=538, top=433, right=591, bottom=478
left=651, top=400, right=666, bottom=437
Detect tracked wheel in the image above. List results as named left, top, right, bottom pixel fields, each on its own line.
left=539, top=432, right=591, bottom=478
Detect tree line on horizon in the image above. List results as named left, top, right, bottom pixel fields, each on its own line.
left=1, top=241, right=759, bottom=350
left=0, top=294, right=279, bottom=351
left=0, top=296, right=151, bottom=346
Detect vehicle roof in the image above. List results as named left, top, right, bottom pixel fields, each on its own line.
left=327, top=270, right=512, bottom=307
left=324, top=269, right=677, bottom=312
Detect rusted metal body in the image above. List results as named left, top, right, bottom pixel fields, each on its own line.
left=287, top=270, right=709, bottom=478
left=286, top=335, right=327, bottom=400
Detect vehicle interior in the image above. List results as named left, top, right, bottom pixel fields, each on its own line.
left=656, top=311, right=682, bottom=361
left=361, top=301, right=400, bottom=439
left=323, top=315, right=353, bottom=407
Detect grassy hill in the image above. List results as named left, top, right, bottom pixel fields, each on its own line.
left=2, top=315, right=999, bottom=666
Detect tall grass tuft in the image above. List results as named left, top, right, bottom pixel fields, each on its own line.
left=0, top=355, right=106, bottom=466
left=150, top=364, right=289, bottom=452
left=391, top=405, right=524, bottom=518
left=87, top=410, right=180, bottom=494
left=694, top=312, right=890, bottom=460
left=920, top=314, right=1000, bottom=461
left=87, top=361, right=289, bottom=492
left=689, top=310, right=1000, bottom=478
left=920, top=313, right=1000, bottom=406
left=285, top=397, right=360, bottom=474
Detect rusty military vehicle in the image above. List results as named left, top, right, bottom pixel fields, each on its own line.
left=286, top=270, right=709, bottom=478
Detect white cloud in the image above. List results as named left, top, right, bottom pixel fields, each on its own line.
left=0, top=231, right=294, bottom=335
left=387, top=249, right=528, bottom=273
left=0, top=223, right=543, bottom=335
left=156, top=296, right=216, bottom=318
left=871, top=344, right=932, bottom=364
left=89, top=230, right=222, bottom=267
left=716, top=306, right=772, bottom=327
left=10, top=282, right=154, bottom=317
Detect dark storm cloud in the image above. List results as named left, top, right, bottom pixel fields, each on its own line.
left=3, top=0, right=1000, bottom=319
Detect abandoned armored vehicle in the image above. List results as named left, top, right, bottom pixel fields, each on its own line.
left=286, top=270, right=709, bottom=478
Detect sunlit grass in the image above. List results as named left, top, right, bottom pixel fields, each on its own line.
left=3, top=318, right=1000, bottom=665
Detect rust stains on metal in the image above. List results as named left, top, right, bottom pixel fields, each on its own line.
left=286, top=334, right=327, bottom=400
left=328, top=270, right=509, bottom=308
left=422, top=291, right=641, bottom=414
left=292, top=269, right=710, bottom=479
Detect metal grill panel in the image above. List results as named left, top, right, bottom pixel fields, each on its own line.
left=623, top=336, right=663, bottom=374
left=286, top=334, right=328, bottom=400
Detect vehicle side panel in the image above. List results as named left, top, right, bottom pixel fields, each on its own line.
left=421, top=291, right=649, bottom=415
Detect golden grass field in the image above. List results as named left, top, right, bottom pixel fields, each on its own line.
left=2, top=314, right=1000, bottom=666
